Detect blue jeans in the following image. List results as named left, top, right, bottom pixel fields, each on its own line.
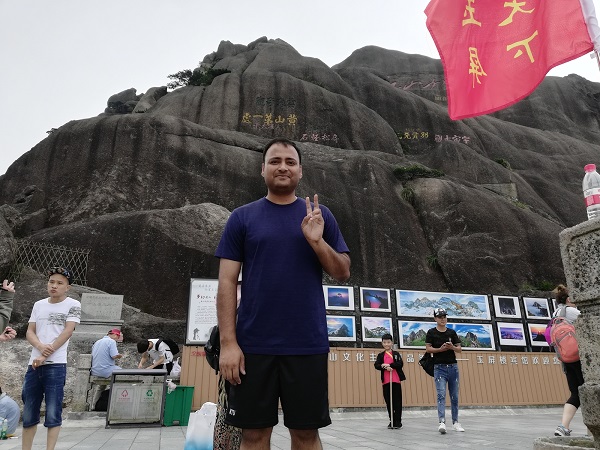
left=434, top=363, right=459, bottom=424
left=22, top=364, right=66, bottom=428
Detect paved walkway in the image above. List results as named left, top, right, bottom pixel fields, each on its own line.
left=0, top=406, right=587, bottom=449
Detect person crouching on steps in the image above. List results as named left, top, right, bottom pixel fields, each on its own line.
left=374, top=333, right=405, bottom=429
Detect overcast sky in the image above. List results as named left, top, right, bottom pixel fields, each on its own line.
left=1, top=0, right=599, bottom=176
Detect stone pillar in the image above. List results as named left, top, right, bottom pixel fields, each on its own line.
left=559, top=218, right=600, bottom=449
left=71, top=354, right=92, bottom=412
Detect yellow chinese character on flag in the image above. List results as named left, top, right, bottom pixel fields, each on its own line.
left=507, top=30, right=538, bottom=63
left=499, top=0, right=534, bottom=26
left=462, top=0, right=481, bottom=27
left=468, top=47, right=487, bottom=88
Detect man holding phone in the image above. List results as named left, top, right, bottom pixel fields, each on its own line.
left=425, top=308, right=465, bottom=434
left=0, top=327, right=16, bottom=342
left=0, top=280, right=16, bottom=341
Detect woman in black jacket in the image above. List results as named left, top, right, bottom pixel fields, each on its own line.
left=374, top=333, right=406, bottom=429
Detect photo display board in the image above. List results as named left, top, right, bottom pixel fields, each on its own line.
left=189, top=280, right=555, bottom=351
left=321, top=285, right=554, bottom=351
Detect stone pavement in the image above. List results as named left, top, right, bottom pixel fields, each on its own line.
left=0, top=406, right=587, bottom=449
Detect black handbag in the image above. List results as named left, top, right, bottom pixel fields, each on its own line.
left=419, top=352, right=435, bottom=377
left=205, top=325, right=220, bottom=374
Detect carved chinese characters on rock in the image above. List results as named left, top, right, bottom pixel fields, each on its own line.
left=240, top=111, right=298, bottom=131
left=300, top=131, right=339, bottom=144
left=240, top=96, right=299, bottom=134
left=394, top=129, right=472, bottom=147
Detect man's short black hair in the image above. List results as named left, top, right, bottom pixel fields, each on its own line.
left=137, top=340, right=150, bottom=353
left=262, top=138, right=301, bottom=163
left=382, top=333, right=393, bottom=341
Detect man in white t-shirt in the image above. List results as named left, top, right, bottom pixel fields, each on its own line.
left=137, top=339, right=174, bottom=374
left=22, top=266, right=81, bottom=450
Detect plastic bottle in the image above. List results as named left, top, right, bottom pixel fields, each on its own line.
left=0, top=418, right=7, bottom=440
left=583, top=164, right=600, bottom=220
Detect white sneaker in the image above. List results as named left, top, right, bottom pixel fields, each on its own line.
left=438, top=422, right=447, bottom=434
left=453, top=422, right=465, bottom=432
left=554, top=425, right=571, bottom=436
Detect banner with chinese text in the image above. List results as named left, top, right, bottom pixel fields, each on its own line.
left=425, top=0, right=594, bottom=120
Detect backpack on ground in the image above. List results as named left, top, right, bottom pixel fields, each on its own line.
left=156, top=338, right=180, bottom=356
left=550, top=307, right=580, bottom=363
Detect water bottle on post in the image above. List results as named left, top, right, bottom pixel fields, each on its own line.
left=583, top=164, right=600, bottom=220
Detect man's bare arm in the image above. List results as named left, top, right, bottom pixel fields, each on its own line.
left=50, top=321, right=77, bottom=353
left=26, top=322, right=52, bottom=356
left=216, top=258, right=245, bottom=385
left=150, top=355, right=165, bottom=368
left=312, top=242, right=350, bottom=282
left=138, top=353, right=149, bottom=368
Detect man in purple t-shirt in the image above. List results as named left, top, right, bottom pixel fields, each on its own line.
left=216, top=138, right=351, bottom=449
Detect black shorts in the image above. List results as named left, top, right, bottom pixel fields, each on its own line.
left=225, top=353, right=331, bottom=430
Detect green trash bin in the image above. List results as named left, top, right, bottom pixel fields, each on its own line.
left=163, top=385, right=195, bottom=426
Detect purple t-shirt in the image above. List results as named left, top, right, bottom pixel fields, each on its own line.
left=215, top=197, right=349, bottom=355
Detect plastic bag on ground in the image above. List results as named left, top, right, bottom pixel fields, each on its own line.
left=184, top=402, right=217, bottom=450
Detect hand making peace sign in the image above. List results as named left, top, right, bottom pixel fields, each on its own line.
left=301, top=194, right=324, bottom=243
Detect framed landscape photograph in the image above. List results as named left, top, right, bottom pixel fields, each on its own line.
left=528, top=323, right=549, bottom=347
left=360, top=287, right=391, bottom=312
left=361, top=316, right=393, bottom=342
left=447, top=323, right=495, bottom=350
left=523, top=297, right=551, bottom=319
left=398, top=320, right=433, bottom=349
left=496, top=322, right=526, bottom=346
left=326, top=315, right=356, bottom=342
left=396, top=289, right=490, bottom=320
left=492, top=295, right=521, bottom=318
left=323, top=285, right=355, bottom=311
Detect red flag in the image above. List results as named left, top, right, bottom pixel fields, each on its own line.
left=425, top=0, right=594, bottom=120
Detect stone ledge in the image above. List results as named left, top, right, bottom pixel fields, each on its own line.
left=66, top=411, right=107, bottom=421
left=534, top=436, right=595, bottom=449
